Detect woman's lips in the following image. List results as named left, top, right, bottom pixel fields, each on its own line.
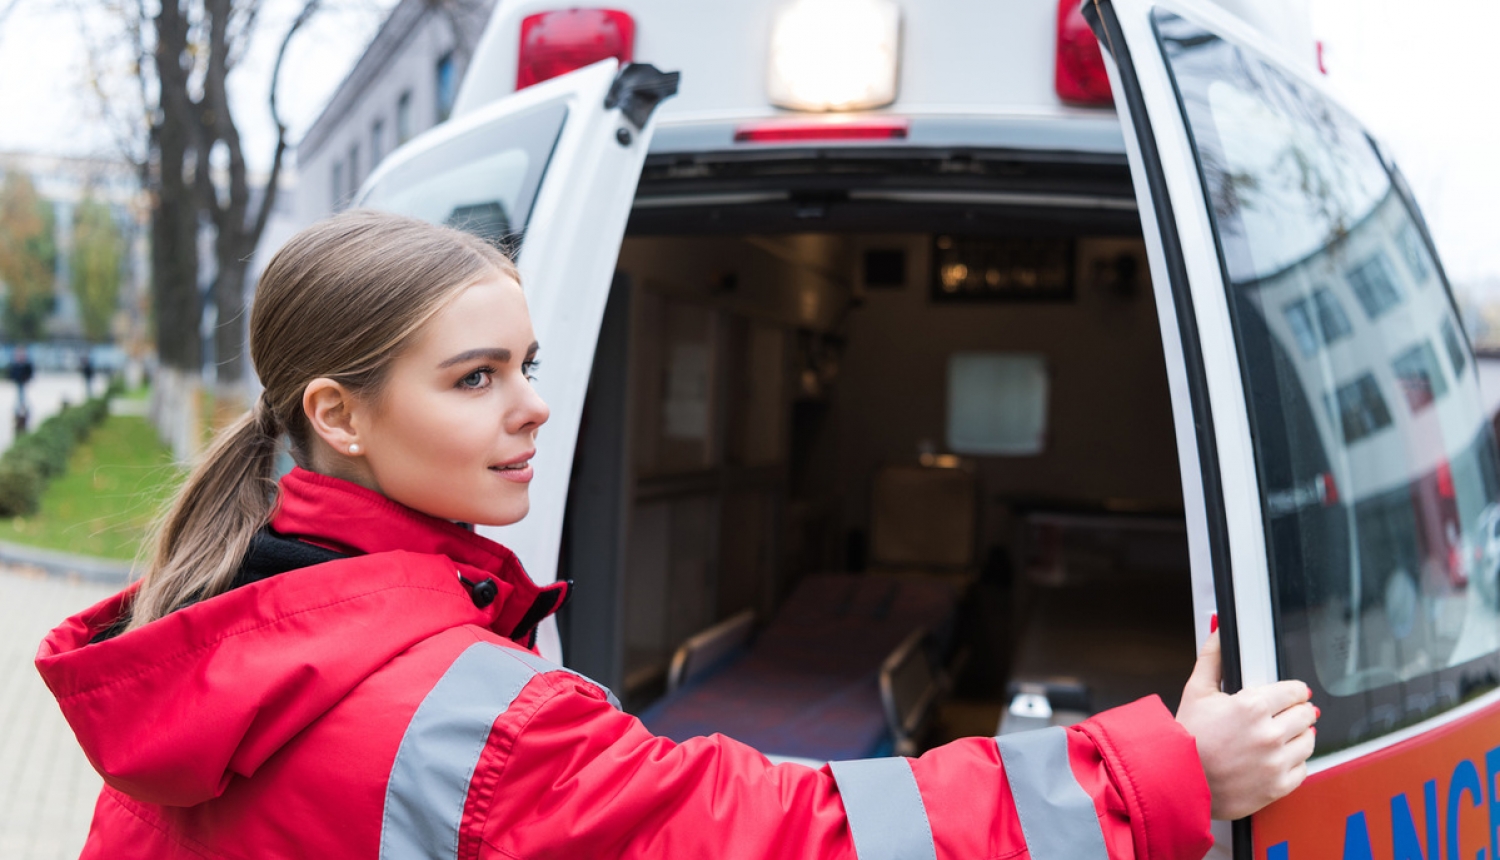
left=492, top=456, right=534, bottom=483
left=492, top=462, right=534, bottom=483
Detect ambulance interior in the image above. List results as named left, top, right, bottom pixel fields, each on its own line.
left=558, top=150, right=1200, bottom=754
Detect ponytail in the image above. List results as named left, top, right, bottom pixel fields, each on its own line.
left=126, top=395, right=283, bottom=631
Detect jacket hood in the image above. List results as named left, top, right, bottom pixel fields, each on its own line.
left=34, top=467, right=568, bottom=808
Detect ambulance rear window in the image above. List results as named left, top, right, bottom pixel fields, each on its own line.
left=1155, top=10, right=1500, bottom=751
left=360, top=102, right=566, bottom=250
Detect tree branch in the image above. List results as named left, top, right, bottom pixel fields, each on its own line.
left=251, top=0, right=321, bottom=246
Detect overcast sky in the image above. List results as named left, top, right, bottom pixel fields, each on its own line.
left=0, top=0, right=1495, bottom=292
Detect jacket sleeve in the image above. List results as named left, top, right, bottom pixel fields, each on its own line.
left=474, top=672, right=1212, bottom=860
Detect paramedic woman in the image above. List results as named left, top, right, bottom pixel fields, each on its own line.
left=37, top=209, right=1317, bottom=860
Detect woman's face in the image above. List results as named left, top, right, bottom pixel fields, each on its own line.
left=352, top=273, right=549, bottom=526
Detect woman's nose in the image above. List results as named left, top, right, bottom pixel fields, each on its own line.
left=511, top=378, right=550, bottom=433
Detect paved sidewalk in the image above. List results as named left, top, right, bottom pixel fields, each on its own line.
left=0, top=566, right=115, bottom=858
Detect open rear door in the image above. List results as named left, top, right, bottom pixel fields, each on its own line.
left=1082, top=0, right=1286, bottom=694
left=1089, top=2, right=1500, bottom=858
left=358, top=60, right=678, bottom=661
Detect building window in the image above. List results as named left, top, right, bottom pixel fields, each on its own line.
left=1391, top=340, right=1448, bottom=413
left=1397, top=222, right=1432, bottom=287
left=436, top=52, right=457, bottom=123
left=1334, top=373, right=1393, bottom=444
left=1346, top=252, right=1404, bottom=320
left=1441, top=317, right=1469, bottom=380
left=348, top=143, right=360, bottom=197
left=371, top=119, right=385, bottom=167
left=396, top=91, right=413, bottom=144
left=1311, top=287, right=1353, bottom=345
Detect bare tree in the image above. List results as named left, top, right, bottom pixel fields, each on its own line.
left=195, top=0, right=321, bottom=402
left=75, top=0, right=329, bottom=452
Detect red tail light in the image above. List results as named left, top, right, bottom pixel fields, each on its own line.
left=517, top=9, right=635, bottom=90
left=1055, top=0, right=1113, bottom=106
left=1318, top=472, right=1339, bottom=505
left=1437, top=461, right=1455, bottom=500
left=734, top=118, right=909, bottom=143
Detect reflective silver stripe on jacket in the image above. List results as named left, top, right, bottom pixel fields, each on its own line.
left=379, top=642, right=617, bottom=859
left=829, top=757, right=938, bottom=860
left=995, top=727, right=1109, bottom=860
left=498, top=645, right=622, bottom=710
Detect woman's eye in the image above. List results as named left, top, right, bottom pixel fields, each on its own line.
left=459, top=368, right=492, bottom=389
left=522, top=359, right=541, bottom=383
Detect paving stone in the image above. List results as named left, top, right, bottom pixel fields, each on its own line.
left=0, top=566, right=116, bottom=858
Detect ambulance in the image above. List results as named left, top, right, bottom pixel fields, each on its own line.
left=356, top=1, right=1500, bottom=856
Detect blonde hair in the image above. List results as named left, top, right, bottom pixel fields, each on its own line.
left=126, top=210, right=518, bottom=630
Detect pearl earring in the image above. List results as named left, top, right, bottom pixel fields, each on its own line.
left=348, top=443, right=361, bottom=455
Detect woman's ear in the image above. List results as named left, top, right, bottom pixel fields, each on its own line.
left=303, top=378, right=364, bottom=457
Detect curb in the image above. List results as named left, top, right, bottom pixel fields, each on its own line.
left=0, top=539, right=133, bottom=586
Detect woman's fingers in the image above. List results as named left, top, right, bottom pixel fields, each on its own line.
left=1273, top=701, right=1319, bottom=744
left=1178, top=671, right=1319, bottom=820
left=1283, top=727, right=1317, bottom=767
left=1252, top=679, right=1312, bottom=718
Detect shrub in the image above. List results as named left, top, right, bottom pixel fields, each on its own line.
left=0, top=457, right=43, bottom=516
left=0, top=388, right=116, bottom=517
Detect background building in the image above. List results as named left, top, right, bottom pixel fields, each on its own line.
left=291, top=0, right=500, bottom=229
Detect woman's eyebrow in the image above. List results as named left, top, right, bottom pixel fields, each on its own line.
left=436, top=342, right=540, bottom=368
left=438, top=348, right=510, bottom=368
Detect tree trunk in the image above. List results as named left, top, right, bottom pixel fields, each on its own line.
left=149, top=0, right=204, bottom=457
left=151, top=0, right=201, bottom=374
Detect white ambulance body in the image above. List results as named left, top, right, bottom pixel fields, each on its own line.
left=359, top=2, right=1500, bottom=856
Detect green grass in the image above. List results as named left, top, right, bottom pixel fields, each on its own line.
left=0, top=410, right=185, bottom=561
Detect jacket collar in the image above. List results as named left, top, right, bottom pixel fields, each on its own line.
left=272, top=467, right=568, bottom=646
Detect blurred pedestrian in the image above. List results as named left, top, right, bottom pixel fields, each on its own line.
left=9, top=345, right=34, bottom=434
left=80, top=350, right=95, bottom=397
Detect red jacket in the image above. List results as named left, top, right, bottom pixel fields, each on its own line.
left=37, top=467, right=1213, bottom=860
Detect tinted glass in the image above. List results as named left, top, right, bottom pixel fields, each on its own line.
left=360, top=101, right=566, bottom=252
left=1155, top=10, right=1500, bottom=751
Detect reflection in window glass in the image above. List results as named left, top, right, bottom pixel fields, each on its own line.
left=1285, top=289, right=1354, bottom=358
left=1398, top=222, right=1432, bottom=287
left=1156, top=9, right=1500, bottom=751
left=1284, top=299, right=1320, bottom=358
left=1392, top=342, right=1449, bottom=412
left=1312, top=288, right=1353, bottom=345
left=1346, top=252, right=1404, bottom=319
left=1442, top=317, right=1469, bottom=380
left=360, top=101, right=567, bottom=254
left=1335, top=374, right=1393, bottom=443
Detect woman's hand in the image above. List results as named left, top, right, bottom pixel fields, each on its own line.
left=1175, top=626, right=1318, bottom=820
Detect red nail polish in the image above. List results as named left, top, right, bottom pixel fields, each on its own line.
left=1210, top=613, right=1218, bottom=633
left=1314, top=706, right=1321, bottom=720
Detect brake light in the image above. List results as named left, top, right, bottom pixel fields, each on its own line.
left=734, top=118, right=908, bottom=143
left=517, top=9, right=635, bottom=90
left=1055, top=0, right=1113, bottom=106
left=1318, top=472, right=1339, bottom=505
left=1437, top=461, right=1455, bottom=500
